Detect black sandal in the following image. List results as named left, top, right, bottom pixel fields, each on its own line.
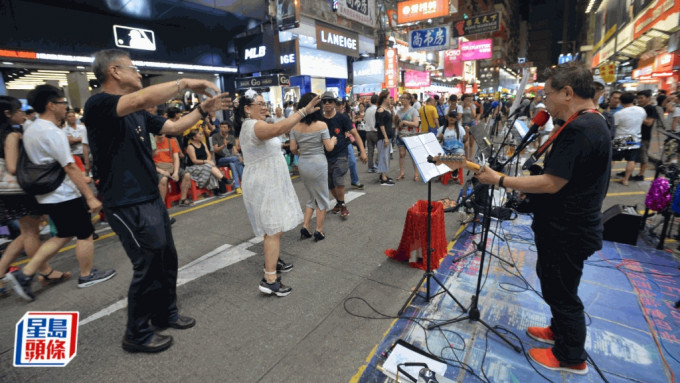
left=38, top=269, right=72, bottom=286
left=179, top=199, right=194, bottom=207
left=300, top=227, right=312, bottom=239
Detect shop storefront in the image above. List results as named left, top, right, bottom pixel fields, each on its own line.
left=234, top=29, right=300, bottom=109
left=278, top=19, right=376, bottom=101
left=0, top=0, right=252, bottom=107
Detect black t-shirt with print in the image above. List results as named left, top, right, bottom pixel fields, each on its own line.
left=323, top=112, right=353, bottom=161
left=375, top=110, right=394, bottom=140
left=530, top=112, right=611, bottom=253
left=83, top=92, right=166, bottom=208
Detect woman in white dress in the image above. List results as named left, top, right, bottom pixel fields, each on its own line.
left=235, top=90, right=320, bottom=297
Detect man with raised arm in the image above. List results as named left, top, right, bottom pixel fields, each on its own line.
left=83, top=49, right=231, bottom=353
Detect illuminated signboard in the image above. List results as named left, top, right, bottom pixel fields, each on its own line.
left=384, top=48, right=398, bottom=88
left=316, top=24, right=360, bottom=57
left=114, top=25, right=156, bottom=51
left=443, top=49, right=463, bottom=77
left=397, top=0, right=449, bottom=24
left=353, top=59, right=385, bottom=84
left=460, top=39, right=492, bottom=61
left=404, top=70, right=430, bottom=88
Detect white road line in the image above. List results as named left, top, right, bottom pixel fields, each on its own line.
left=80, top=238, right=259, bottom=326
left=80, top=193, right=365, bottom=326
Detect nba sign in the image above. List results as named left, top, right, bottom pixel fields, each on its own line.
left=14, top=312, right=79, bottom=367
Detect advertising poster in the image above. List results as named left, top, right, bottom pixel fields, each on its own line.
left=460, top=39, right=492, bottom=61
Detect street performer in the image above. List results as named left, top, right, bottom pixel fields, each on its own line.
left=474, top=62, right=611, bottom=375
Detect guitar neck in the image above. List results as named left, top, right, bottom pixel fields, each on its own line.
left=431, top=155, right=505, bottom=176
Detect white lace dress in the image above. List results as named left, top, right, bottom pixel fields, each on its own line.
left=240, top=119, right=303, bottom=236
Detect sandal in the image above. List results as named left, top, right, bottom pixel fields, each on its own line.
left=38, top=269, right=72, bottom=286
left=396, top=174, right=405, bottom=180
left=179, top=199, right=194, bottom=207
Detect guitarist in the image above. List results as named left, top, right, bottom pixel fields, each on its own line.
left=474, top=62, right=611, bottom=375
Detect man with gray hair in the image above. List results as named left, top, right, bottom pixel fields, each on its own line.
left=83, top=49, right=232, bottom=353
left=475, top=61, right=611, bottom=375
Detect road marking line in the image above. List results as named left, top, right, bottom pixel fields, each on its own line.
left=81, top=238, right=259, bottom=326
left=80, top=192, right=366, bottom=326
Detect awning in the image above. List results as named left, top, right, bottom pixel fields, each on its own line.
left=617, top=29, right=672, bottom=61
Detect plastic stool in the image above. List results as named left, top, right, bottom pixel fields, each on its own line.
left=190, top=179, right=212, bottom=201
left=440, top=168, right=463, bottom=185
left=218, top=167, right=234, bottom=192
left=165, top=179, right=182, bottom=208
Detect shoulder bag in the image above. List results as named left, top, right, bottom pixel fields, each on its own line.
left=16, top=140, right=66, bottom=195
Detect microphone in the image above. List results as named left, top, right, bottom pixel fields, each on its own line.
left=514, top=110, right=550, bottom=152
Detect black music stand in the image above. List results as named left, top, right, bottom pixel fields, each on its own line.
left=397, top=134, right=466, bottom=316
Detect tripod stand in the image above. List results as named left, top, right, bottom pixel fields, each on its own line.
left=398, top=174, right=467, bottom=316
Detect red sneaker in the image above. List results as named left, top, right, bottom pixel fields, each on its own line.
left=528, top=348, right=588, bottom=375
left=527, top=326, right=555, bottom=345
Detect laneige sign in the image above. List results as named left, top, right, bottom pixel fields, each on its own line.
left=315, top=24, right=359, bottom=58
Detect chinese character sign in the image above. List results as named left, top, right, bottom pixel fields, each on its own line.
left=337, top=0, right=376, bottom=27
left=444, top=49, right=463, bottom=77
left=397, top=0, right=449, bottom=24
left=384, top=48, right=398, bottom=89
left=599, top=63, right=616, bottom=83
left=452, top=12, right=500, bottom=38
left=409, top=26, right=450, bottom=52
left=14, top=312, right=79, bottom=367
left=460, top=39, right=492, bottom=61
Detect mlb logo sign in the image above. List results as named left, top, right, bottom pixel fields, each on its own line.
left=14, top=312, right=79, bottom=367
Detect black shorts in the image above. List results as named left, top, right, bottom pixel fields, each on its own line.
left=42, top=197, right=94, bottom=240
left=612, top=148, right=640, bottom=162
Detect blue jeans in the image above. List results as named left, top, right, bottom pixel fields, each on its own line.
left=216, top=156, right=243, bottom=188
left=347, top=144, right=359, bottom=185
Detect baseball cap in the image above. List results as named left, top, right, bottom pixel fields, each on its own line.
left=321, top=91, right=336, bottom=100
left=593, top=75, right=606, bottom=87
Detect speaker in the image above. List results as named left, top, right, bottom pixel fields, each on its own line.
left=602, top=204, right=641, bottom=245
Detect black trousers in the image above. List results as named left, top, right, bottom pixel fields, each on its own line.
left=534, top=232, right=592, bottom=365
left=105, top=198, right=179, bottom=344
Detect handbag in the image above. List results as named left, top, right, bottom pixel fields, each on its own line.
left=16, top=140, right=66, bottom=195
left=0, top=158, right=24, bottom=195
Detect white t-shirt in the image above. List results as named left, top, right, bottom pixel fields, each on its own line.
left=23, top=118, right=79, bottom=204
left=534, top=103, right=554, bottom=133
left=614, top=106, right=646, bottom=142
left=364, top=105, right=377, bottom=132
left=673, top=105, right=680, bottom=118
left=64, top=124, right=87, bottom=155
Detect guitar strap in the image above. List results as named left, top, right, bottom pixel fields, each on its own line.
left=523, top=108, right=600, bottom=170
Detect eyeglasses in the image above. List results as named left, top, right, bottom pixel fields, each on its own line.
left=253, top=102, right=267, bottom=108
left=543, top=89, right=559, bottom=98
left=50, top=100, right=68, bottom=105
left=321, top=99, right=335, bottom=104
left=113, top=64, right=141, bottom=73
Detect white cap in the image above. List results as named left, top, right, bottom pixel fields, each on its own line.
left=593, top=75, right=606, bottom=87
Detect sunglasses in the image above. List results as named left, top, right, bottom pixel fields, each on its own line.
left=321, top=99, right=335, bottom=104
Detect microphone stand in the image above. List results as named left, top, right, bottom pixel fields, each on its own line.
left=428, top=132, right=521, bottom=353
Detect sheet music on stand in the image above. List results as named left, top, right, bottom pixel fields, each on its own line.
left=402, top=133, right=451, bottom=183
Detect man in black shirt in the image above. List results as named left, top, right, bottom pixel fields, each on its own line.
left=320, top=91, right=367, bottom=218
left=83, top=49, right=231, bottom=353
left=633, top=90, right=658, bottom=181
left=475, top=62, right=611, bottom=375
